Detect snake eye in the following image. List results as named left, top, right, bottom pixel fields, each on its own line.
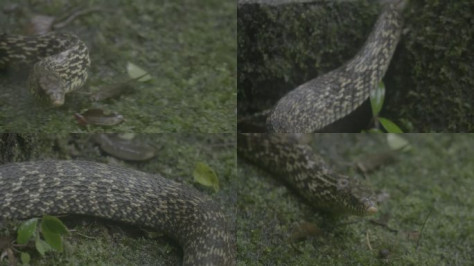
left=337, top=178, right=349, bottom=189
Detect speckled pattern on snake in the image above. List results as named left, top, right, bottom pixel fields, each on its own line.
left=0, top=32, right=90, bottom=106
left=238, top=133, right=377, bottom=216
left=0, top=160, right=236, bottom=266
left=267, top=0, right=407, bottom=132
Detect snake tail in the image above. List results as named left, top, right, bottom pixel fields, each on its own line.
left=267, top=0, right=407, bottom=132
left=238, top=134, right=377, bottom=216
left=0, top=160, right=236, bottom=266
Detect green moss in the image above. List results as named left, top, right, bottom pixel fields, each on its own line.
left=384, top=0, right=474, bottom=132
left=237, top=134, right=474, bottom=265
left=0, top=0, right=236, bottom=133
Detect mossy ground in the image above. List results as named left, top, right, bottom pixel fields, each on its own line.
left=1, top=135, right=473, bottom=265
left=238, top=0, right=474, bottom=132
left=237, top=134, right=474, bottom=265
left=0, top=0, right=236, bottom=133
left=0, top=133, right=236, bottom=265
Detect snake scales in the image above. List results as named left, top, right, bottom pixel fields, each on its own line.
left=0, top=135, right=376, bottom=264
left=238, top=134, right=377, bottom=216
left=0, top=32, right=90, bottom=106
left=267, top=0, right=407, bottom=132
left=0, top=160, right=236, bottom=266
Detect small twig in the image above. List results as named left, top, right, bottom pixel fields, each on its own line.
left=237, top=108, right=272, bottom=123
left=366, top=230, right=373, bottom=251
left=334, top=216, right=365, bottom=227
left=237, top=108, right=273, bottom=131
left=53, top=7, right=108, bottom=30
left=369, top=219, right=399, bottom=233
left=416, top=208, right=433, bottom=250
left=11, top=243, right=27, bottom=250
left=71, top=230, right=97, bottom=240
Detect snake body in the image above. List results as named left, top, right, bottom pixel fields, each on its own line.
left=267, top=0, right=407, bottom=132
left=0, top=160, right=235, bottom=265
left=0, top=33, right=90, bottom=106
left=238, top=134, right=377, bottom=216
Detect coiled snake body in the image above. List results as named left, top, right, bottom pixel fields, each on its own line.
left=267, top=0, right=407, bottom=132
left=0, top=160, right=235, bottom=265
left=0, top=33, right=90, bottom=106
left=238, top=134, right=377, bottom=216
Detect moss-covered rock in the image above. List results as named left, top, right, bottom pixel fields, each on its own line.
left=384, top=0, right=474, bottom=132
left=238, top=0, right=474, bottom=132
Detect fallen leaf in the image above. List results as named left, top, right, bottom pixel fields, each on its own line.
left=126, top=62, right=151, bottom=82
left=193, top=162, right=219, bottom=192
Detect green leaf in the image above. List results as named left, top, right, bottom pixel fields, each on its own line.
left=193, top=162, right=219, bottom=192
left=17, top=218, right=38, bottom=244
left=41, top=230, right=62, bottom=251
left=378, top=117, right=403, bottom=133
left=126, top=62, right=152, bottom=82
left=41, top=216, right=68, bottom=252
left=35, top=237, right=52, bottom=256
left=20, top=252, right=30, bottom=265
left=386, top=133, right=411, bottom=151
left=370, top=81, right=386, bottom=116
left=41, top=216, right=68, bottom=235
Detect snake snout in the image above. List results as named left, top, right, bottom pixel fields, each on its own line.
left=41, top=83, right=65, bottom=106
left=41, top=82, right=65, bottom=106
left=35, top=71, right=66, bottom=106
left=49, top=92, right=65, bottom=106
left=366, top=205, right=378, bottom=215
left=363, top=198, right=378, bottom=215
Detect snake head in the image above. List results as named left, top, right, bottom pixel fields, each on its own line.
left=29, top=63, right=66, bottom=106
left=358, top=196, right=378, bottom=216
left=334, top=174, right=378, bottom=216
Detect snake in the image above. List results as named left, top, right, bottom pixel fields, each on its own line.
left=266, top=0, right=407, bottom=132
left=0, top=32, right=90, bottom=106
left=0, top=137, right=376, bottom=264
left=238, top=133, right=377, bottom=216
left=0, top=160, right=236, bottom=266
